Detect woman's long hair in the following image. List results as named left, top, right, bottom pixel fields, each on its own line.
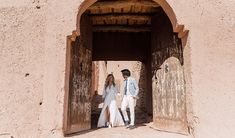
left=105, top=74, right=116, bottom=89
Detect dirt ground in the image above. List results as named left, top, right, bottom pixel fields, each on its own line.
left=67, top=123, right=191, bottom=138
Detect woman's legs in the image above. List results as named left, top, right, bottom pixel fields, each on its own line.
left=105, top=106, right=111, bottom=127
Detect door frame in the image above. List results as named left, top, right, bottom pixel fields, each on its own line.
left=63, top=35, right=73, bottom=134
left=63, top=0, right=193, bottom=135
left=63, top=32, right=79, bottom=134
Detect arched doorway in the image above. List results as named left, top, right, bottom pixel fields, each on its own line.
left=63, top=0, right=189, bottom=135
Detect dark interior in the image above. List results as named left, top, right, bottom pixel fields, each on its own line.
left=93, top=32, right=151, bottom=61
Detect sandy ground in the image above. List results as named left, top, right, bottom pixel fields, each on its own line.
left=67, top=123, right=191, bottom=138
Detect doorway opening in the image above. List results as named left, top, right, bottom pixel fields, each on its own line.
left=91, top=29, right=153, bottom=128
left=90, top=61, right=152, bottom=128
left=64, top=0, right=188, bottom=135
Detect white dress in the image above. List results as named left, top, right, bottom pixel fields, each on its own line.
left=97, top=85, right=124, bottom=127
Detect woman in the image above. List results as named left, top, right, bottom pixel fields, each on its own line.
left=97, top=74, right=124, bottom=128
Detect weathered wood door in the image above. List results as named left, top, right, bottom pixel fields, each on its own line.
left=63, top=35, right=92, bottom=134
left=151, top=12, right=187, bottom=134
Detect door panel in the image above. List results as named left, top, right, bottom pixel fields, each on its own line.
left=64, top=36, right=92, bottom=134
left=64, top=13, right=93, bottom=135
left=151, top=12, right=187, bottom=134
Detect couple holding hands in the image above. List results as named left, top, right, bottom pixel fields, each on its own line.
left=97, top=69, right=139, bottom=129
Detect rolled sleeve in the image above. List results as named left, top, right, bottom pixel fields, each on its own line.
left=133, top=79, right=139, bottom=97
left=102, top=86, right=106, bottom=99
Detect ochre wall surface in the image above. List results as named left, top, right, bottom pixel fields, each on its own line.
left=0, top=2, right=46, bottom=138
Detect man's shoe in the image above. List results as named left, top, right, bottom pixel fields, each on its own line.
left=128, top=125, right=136, bottom=130
left=124, top=121, right=130, bottom=127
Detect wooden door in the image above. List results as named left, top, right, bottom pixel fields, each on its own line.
left=151, top=12, right=187, bottom=134
left=63, top=35, right=92, bottom=134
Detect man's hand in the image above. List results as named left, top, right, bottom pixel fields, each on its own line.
left=132, top=95, right=139, bottom=99
left=132, top=96, right=137, bottom=99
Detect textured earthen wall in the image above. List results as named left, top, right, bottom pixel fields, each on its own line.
left=169, top=0, right=235, bottom=137
left=0, top=0, right=235, bottom=138
left=0, top=2, right=46, bottom=138
left=39, top=0, right=84, bottom=137
left=0, top=0, right=85, bottom=137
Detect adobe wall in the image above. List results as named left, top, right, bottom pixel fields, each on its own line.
left=0, top=1, right=47, bottom=138
left=0, top=0, right=234, bottom=138
left=169, top=0, right=235, bottom=137
left=0, top=0, right=82, bottom=137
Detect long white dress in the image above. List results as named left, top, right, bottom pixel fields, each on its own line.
left=97, top=85, right=124, bottom=127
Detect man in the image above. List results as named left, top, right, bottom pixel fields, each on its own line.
left=121, top=69, right=139, bottom=129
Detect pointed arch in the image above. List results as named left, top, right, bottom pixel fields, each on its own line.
left=74, top=0, right=188, bottom=39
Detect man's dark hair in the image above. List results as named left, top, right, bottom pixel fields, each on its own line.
left=121, top=69, right=131, bottom=77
